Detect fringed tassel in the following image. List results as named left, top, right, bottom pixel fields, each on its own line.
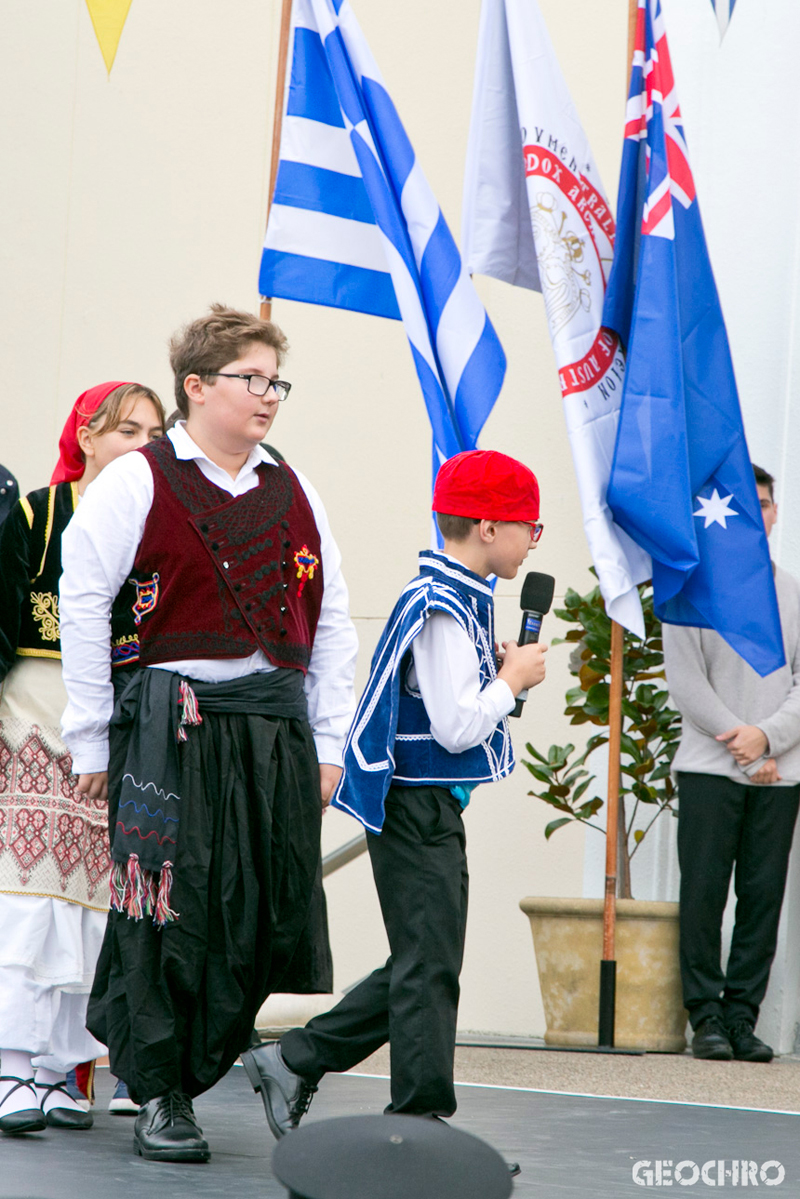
left=126, top=853, right=146, bottom=920
left=154, top=860, right=179, bottom=927
left=144, top=869, right=157, bottom=919
left=177, top=680, right=202, bottom=743
left=109, top=854, right=179, bottom=926
left=109, top=861, right=128, bottom=912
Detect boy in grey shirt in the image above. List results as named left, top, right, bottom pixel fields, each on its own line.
left=664, top=464, right=800, bottom=1062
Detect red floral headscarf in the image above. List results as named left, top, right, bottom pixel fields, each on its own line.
left=51, top=381, right=133, bottom=485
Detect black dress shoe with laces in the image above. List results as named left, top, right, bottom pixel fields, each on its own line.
left=35, top=1080, right=93, bottom=1129
left=241, top=1041, right=318, bottom=1139
left=133, top=1092, right=210, bottom=1162
left=691, top=1016, right=733, bottom=1060
left=727, top=1020, right=774, bottom=1063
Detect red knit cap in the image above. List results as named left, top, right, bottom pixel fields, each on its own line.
left=433, top=450, right=540, bottom=522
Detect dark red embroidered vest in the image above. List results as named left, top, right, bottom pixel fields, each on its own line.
left=128, top=437, right=323, bottom=672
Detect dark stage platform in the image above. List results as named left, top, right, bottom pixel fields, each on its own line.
left=1, top=1065, right=797, bottom=1198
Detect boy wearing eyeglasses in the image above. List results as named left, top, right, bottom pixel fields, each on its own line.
left=59, top=305, right=358, bottom=1162
left=243, top=451, right=546, bottom=1158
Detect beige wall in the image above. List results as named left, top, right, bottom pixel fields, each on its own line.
left=0, top=0, right=628, bottom=1036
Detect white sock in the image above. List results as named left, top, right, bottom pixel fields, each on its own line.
left=0, top=1050, right=37, bottom=1115
left=35, top=1067, right=84, bottom=1114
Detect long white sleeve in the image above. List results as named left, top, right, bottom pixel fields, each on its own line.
left=60, top=451, right=154, bottom=773
left=291, top=468, right=358, bottom=766
left=410, top=611, right=515, bottom=753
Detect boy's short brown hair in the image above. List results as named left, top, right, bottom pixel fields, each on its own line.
left=752, top=463, right=775, bottom=503
left=168, top=303, right=290, bottom=417
left=435, top=512, right=481, bottom=542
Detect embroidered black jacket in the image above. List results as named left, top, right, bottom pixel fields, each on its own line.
left=0, top=482, right=79, bottom=678
left=0, top=482, right=141, bottom=679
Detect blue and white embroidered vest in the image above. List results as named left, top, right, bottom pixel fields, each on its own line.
left=332, top=552, right=514, bottom=833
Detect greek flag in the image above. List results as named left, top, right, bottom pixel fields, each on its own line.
left=260, top=0, right=506, bottom=484
left=710, top=0, right=737, bottom=40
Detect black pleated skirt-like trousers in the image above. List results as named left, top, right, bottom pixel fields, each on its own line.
left=87, top=708, right=331, bottom=1104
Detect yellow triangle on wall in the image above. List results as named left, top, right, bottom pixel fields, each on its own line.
left=85, top=0, right=133, bottom=75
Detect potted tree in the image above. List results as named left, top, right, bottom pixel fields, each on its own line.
left=519, top=579, right=689, bottom=1051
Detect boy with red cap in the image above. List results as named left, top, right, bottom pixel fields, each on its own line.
left=243, top=449, right=546, bottom=1145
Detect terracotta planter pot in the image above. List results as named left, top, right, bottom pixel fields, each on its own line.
left=519, top=896, right=688, bottom=1052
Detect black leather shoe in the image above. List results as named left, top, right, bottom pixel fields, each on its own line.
left=133, top=1092, right=210, bottom=1162
left=241, top=1041, right=317, bottom=1139
left=691, top=1016, right=733, bottom=1060
left=0, top=1076, right=46, bottom=1134
left=727, top=1020, right=774, bottom=1063
left=36, top=1080, right=93, bottom=1129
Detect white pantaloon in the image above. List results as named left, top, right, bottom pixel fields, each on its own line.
left=0, top=894, right=106, bottom=1071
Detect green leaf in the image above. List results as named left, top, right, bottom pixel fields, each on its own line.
left=523, top=763, right=554, bottom=784
left=633, top=828, right=645, bottom=843
left=576, top=797, right=604, bottom=819
left=571, top=777, right=593, bottom=802
left=619, top=733, right=642, bottom=760
left=544, top=817, right=573, bottom=840
left=523, top=743, right=549, bottom=765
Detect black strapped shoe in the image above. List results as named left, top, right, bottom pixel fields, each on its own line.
left=35, top=1080, right=93, bottom=1129
left=0, top=1077, right=47, bottom=1134
left=241, top=1041, right=318, bottom=1139
left=133, top=1092, right=210, bottom=1162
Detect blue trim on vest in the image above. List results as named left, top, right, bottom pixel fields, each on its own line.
left=331, top=552, right=514, bottom=833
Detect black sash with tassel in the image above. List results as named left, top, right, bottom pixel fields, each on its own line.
left=108, top=667, right=307, bottom=926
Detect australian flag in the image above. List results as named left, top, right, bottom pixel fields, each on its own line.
left=602, top=0, right=784, bottom=677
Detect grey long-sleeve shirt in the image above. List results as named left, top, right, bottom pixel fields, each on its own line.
left=663, top=565, right=800, bottom=785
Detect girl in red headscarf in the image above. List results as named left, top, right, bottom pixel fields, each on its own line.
left=0, top=383, right=165, bottom=1135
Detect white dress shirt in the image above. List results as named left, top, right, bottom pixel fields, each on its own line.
left=60, top=424, right=358, bottom=774
left=408, top=556, right=516, bottom=752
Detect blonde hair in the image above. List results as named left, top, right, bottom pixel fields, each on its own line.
left=84, top=384, right=166, bottom=438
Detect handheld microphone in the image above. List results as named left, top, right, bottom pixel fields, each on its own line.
left=509, top=571, right=555, bottom=718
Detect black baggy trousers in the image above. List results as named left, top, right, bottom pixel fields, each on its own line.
left=281, top=784, right=469, bottom=1117
left=88, top=708, right=331, bottom=1104
left=677, top=771, right=800, bottom=1029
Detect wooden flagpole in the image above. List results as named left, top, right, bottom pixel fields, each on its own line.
left=598, top=618, right=623, bottom=1044
left=597, top=0, right=639, bottom=1048
left=260, top=0, right=294, bottom=322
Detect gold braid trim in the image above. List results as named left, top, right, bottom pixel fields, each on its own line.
left=33, top=486, right=57, bottom=581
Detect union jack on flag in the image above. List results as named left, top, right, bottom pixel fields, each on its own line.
left=625, top=0, right=695, bottom=238
left=601, top=0, right=784, bottom=676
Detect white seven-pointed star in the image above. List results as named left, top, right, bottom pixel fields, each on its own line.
left=693, top=488, right=739, bottom=530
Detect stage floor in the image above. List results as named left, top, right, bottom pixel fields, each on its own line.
left=1, top=1064, right=797, bottom=1198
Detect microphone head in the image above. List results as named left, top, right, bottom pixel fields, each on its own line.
left=520, top=571, right=555, bottom=615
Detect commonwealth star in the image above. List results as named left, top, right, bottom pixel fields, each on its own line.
left=693, top=488, right=739, bottom=530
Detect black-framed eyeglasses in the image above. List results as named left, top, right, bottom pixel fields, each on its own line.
left=205, top=373, right=292, bottom=401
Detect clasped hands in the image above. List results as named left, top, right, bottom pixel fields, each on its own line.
left=716, top=725, right=780, bottom=785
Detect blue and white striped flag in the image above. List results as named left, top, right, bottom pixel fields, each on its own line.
left=260, top=0, right=506, bottom=487
left=710, top=0, right=737, bottom=40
